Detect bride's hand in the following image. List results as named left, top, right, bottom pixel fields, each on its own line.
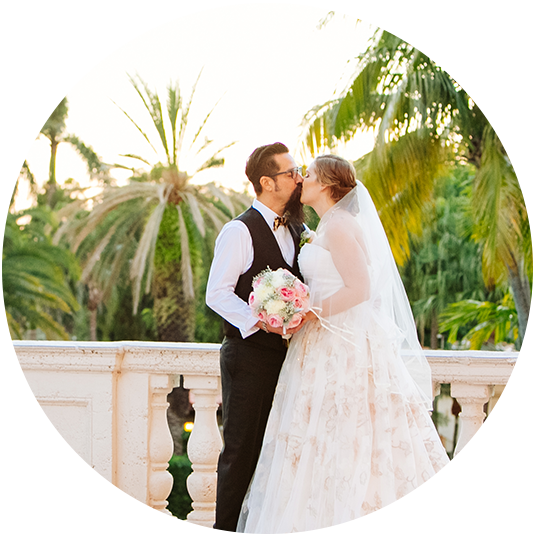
left=301, top=310, right=317, bottom=324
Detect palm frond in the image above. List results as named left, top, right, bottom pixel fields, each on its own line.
left=473, top=125, right=521, bottom=286
left=439, top=295, right=518, bottom=349
left=177, top=68, right=204, bottom=159
left=167, top=82, right=181, bottom=166
left=177, top=204, right=194, bottom=299
left=112, top=99, right=159, bottom=156
left=130, top=188, right=169, bottom=313
left=127, top=75, right=171, bottom=161
left=188, top=96, right=223, bottom=154
left=98, top=222, right=139, bottom=303
left=205, top=183, right=238, bottom=217
left=360, top=130, right=448, bottom=264
left=183, top=191, right=206, bottom=237
left=64, top=134, right=111, bottom=181
left=197, top=199, right=226, bottom=233
left=80, top=221, right=119, bottom=282
left=5, top=311, right=24, bottom=340
left=196, top=141, right=237, bottom=170
left=119, top=153, right=152, bottom=165
left=66, top=184, right=159, bottom=251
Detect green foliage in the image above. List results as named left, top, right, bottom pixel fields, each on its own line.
left=154, top=203, right=183, bottom=267
left=40, top=97, right=68, bottom=142
left=63, top=134, right=111, bottom=183
left=303, top=204, right=320, bottom=231
left=3, top=208, right=80, bottom=339
left=304, top=21, right=531, bottom=343
left=166, top=454, right=193, bottom=520
left=400, top=164, right=502, bottom=347
left=439, top=294, right=519, bottom=350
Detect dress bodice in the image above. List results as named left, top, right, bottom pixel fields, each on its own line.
left=298, top=242, right=345, bottom=301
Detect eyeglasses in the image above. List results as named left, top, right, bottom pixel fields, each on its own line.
left=270, top=166, right=303, bottom=181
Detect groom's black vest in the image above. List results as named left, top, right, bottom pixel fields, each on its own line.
left=223, top=207, right=304, bottom=350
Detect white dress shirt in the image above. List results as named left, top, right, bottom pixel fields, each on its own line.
left=206, top=199, right=297, bottom=338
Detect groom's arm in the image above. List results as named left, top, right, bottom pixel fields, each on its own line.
left=206, top=221, right=261, bottom=338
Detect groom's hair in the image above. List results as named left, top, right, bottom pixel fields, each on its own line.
left=245, top=142, right=289, bottom=195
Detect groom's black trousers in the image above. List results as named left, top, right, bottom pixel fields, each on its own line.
left=214, top=335, right=287, bottom=532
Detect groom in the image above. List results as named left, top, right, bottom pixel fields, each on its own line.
left=206, top=142, right=307, bottom=531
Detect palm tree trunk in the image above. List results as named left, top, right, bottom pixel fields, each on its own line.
left=47, top=137, right=58, bottom=208
left=153, top=266, right=196, bottom=342
left=87, top=284, right=102, bottom=342
left=430, top=308, right=439, bottom=349
left=89, top=308, right=98, bottom=341
left=419, top=317, right=426, bottom=347
left=507, top=266, right=531, bottom=346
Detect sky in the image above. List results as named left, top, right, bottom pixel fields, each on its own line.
left=21, top=5, right=376, bottom=208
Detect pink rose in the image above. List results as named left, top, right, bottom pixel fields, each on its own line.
left=279, top=287, right=296, bottom=301
left=258, top=310, right=267, bottom=322
left=293, top=296, right=309, bottom=311
left=267, top=314, right=284, bottom=328
left=294, top=280, right=309, bottom=298
left=287, top=313, right=303, bottom=329
left=248, top=292, right=256, bottom=306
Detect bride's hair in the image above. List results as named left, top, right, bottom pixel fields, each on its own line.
left=313, top=155, right=357, bottom=202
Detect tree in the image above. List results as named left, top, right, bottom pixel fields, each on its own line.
left=302, top=26, right=531, bottom=341
left=39, top=97, right=111, bottom=208
left=54, top=73, right=249, bottom=343
left=439, top=293, right=519, bottom=350
left=3, top=208, right=79, bottom=339
left=401, top=164, right=501, bottom=348
left=10, top=161, right=38, bottom=211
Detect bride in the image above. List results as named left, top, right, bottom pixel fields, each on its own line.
left=236, top=155, right=450, bottom=533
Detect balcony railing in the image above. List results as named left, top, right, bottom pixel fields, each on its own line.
left=14, top=341, right=517, bottom=527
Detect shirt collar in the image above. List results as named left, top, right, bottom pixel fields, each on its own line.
left=252, top=198, right=280, bottom=229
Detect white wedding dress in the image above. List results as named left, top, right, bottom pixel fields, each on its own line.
left=237, top=185, right=450, bottom=534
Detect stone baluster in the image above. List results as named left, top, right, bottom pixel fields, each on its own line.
left=147, top=374, right=175, bottom=513
left=450, top=383, right=496, bottom=534
left=183, top=374, right=223, bottom=527
left=450, top=383, right=491, bottom=459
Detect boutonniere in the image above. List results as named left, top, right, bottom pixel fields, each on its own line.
left=299, top=229, right=314, bottom=248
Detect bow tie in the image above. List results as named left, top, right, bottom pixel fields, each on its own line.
left=273, top=215, right=288, bottom=231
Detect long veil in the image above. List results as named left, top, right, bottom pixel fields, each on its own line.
left=308, top=180, right=433, bottom=410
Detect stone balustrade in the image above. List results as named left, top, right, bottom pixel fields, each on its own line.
left=14, top=341, right=517, bottom=527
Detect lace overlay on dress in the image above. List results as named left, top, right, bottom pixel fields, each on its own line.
left=237, top=238, right=449, bottom=534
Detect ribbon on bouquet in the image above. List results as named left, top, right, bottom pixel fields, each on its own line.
left=306, top=307, right=359, bottom=347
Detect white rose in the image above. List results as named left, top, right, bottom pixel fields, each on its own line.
left=265, top=299, right=286, bottom=315
left=255, top=286, right=270, bottom=304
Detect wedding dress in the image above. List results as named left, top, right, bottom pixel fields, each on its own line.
left=236, top=183, right=450, bottom=533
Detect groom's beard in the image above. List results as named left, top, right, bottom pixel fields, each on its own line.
left=283, top=183, right=304, bottom=225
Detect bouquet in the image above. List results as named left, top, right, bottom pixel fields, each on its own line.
left=248, top=267, right=310, bottom=336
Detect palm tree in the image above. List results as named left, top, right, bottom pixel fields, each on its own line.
left=302, top=26, right=531, bottom=341
left=439, top=293, right=519, bottom=350
left=10, top=161, right=38, bottom=211
left=54, top=73, right=249, bottom=343
left=39, top=97, right=111, bottom=208
left=3, top=209, right=79, bottom=339
left=401, top=165, right=500, bottom=348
